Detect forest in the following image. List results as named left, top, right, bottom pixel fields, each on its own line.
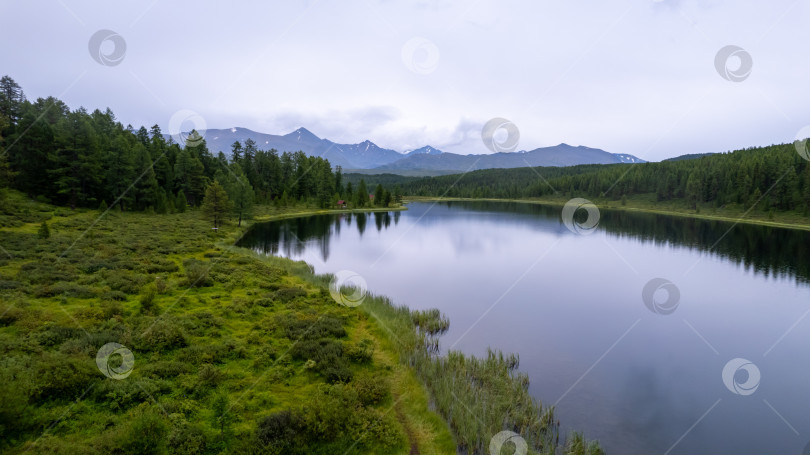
left=394, top=143, right=810, bottom=215
left=0, top=76, right=395, bottom=221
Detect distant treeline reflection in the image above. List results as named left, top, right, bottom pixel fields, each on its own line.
left=239, top=201, right=810, bottom=285
left=240, top=211, right=400, bottom=261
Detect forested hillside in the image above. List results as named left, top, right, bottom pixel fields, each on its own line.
left=0, top=76, right=396, bottom=216
left=399, top=143, right=810, bottom=215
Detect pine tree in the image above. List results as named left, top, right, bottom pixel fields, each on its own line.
left=393, top=185, right=402, bottom=204
left=231, top=141, right=242, bottom=162
left=0, top=75, right=26, bottom=125
left=37, top=221, right=50, bottom=239
left=345, top=182, right=353, bottom=206
left=132, top=143, right=159, bottom=210
left=355, top=179, right=368, bottom=208
left=201, top=180, right=231, bottom=228
left=154, top=188, right=168, bottom=214
left=225, top=166, right=254, bottom=227
left=373, top=183, right=384, bottom=207
left=175, top=190, right=187, bottom=213
left=106, top=134, right=136, bottom=211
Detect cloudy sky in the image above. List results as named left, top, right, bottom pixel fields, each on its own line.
left=1, top=0, right=808, bottom=161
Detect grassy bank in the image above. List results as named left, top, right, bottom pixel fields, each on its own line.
left=0, top=192, right=451, bottom=454
left=0, top=192, right=603, bottom=454
left=404, top=194, right=810, bottom=231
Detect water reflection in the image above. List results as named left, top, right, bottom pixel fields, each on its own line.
left=238, top=201, right=810, bottom=285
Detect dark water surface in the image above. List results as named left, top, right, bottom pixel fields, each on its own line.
left=238, top=201, right=810, bottom=454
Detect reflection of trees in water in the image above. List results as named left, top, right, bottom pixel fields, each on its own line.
left=441, top=201, right=810, bottom=285
left=356, top=213, right=367, bottom=236
left=373, top=211, right=391, bottom=231
left=238, top=202, right=810, bottom=284
left=239, top=211, right=398, bottom=263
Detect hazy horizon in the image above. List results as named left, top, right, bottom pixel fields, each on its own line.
left=2, top=0, right=808, bottom=161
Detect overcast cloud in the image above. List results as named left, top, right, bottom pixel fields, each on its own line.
left=1, top=0, right=808, bottom=160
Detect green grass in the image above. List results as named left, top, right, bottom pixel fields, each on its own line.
left=0, top=191, right=604, bottom=454
left=0, top=192, right=449, bottom=454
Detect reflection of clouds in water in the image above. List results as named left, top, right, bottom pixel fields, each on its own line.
left=241, top=202, right=810, bottom=286
left=618, top=366, right=694, bottom=454
left=237, top=201, right=810, bottom=454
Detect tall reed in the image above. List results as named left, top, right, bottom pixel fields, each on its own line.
left=360, top=293, right=604, bottom=455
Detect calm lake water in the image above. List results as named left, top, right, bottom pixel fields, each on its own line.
left=238, top=201, right=810, bottom=454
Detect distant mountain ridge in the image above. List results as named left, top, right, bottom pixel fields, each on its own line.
left=376, top=143, right=645, bottom=172
left=191, top=127, right=645, bottom=173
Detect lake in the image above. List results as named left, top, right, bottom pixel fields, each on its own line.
left=237, top=201, right=810, bottom=454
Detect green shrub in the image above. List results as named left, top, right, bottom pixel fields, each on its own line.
left=254, top=297, right=274, bottom=307
left=19, top=261, right=76, bottom=284
left=274, top=287, right=306, bottom=303
left=140, top=259, right=179, bottom=274
left=256, top=410, right=304, bottom=452
left=279, top=315, right=347, bottom=341
left=0, top=279, right=21, bottom=290
left=178, top=341, right=245, bottom=365
left=291, top=339, right=352, bottom=383
left=301, top=384, right=360, bottom=440
left=0, top=360, right=35, bottom=440
left=32, top=353, right=98, bottom=402
left=101, top=290, right=128, bottom=301
left=154, top=276, right=169, bottom=294
left=0, top=306, right=22, bottom=326
left=104, top=270, right=149, bottom=294
left=197, top=364, right=222, bottom=388
left=138, top=319, right=188, bottom=351
left=117, top=409, right=168, bottom=454
left=32, top=281, right=99, bottom=298
left=37, top=325, right=85, bottom=347
left=101, top=300, right=125, bottom=319
left=183, top=258, right=211, bottom=287
left=139, top=283, right=158, bottom=314
left=345, top=339, right=375, bottom=363
left=353, top=407, right=405, bottom=450
left=92, top=378, right=167, bottom=411
left=37, top=221, right=50, bottom=239
left=143, top=361, right=192, bottom=379
left=352, top=373, right=389, bottom=406
left=168, top=420, right=208, bottom=455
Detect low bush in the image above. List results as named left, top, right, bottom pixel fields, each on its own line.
left=197, top=363, right=222, bottom=388
left=32, top=353, right=98, bottom=402
left=139, top=283, right=158, bottom=314
left=279, top=314, right=346, bottom=341
left=143, top=360, right=193, bottom=379
left=92, top=378, right=167, bottom=411
left=183, top=258, right=211, bottom=287
left=274, top=287, right=306, bottom=303
left=256, top=410, right=305, bottom=451
left=138, top=319, right=188, bottom=351
left=291, top=339, right=352, bottom=383
left=168, top=420, right=208, bottom=455
left=37, top=325, right=85, bottom=347
left=352, top=373, right=389, bottom=406
left=116, top=408, right=168, bottom=455
left=104, top=269, right=149, bottom=294
left=345, top=338, right=374, bottom=363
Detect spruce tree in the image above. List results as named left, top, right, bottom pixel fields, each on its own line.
left=201, top=180, right=231, bottom=228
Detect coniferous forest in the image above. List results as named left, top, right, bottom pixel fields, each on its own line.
left=0, top=76, right=388, bottom=219
left=395, top=144, right=810, bottom=215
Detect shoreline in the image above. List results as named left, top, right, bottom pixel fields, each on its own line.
left=403, top=196, right=810, bottom=232
left=250, top=204, right=407, bottom=224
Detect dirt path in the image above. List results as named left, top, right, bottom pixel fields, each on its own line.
left=393, top=393, right=420, bottom=455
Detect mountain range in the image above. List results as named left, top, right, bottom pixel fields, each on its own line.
left=192, top=127, right=645, bottom=174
